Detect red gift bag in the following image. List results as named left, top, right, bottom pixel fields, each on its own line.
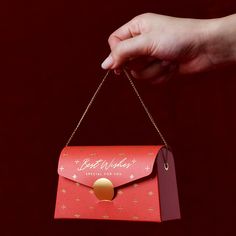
left=54, top=69, right=181, bottom=222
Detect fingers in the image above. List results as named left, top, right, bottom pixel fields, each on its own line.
left=102, top=35, right=150, bottom=69
left=108, top=23, right=133, bottom=50
left=127, top=60, right=177, bottom=84
left=130, top=64, right=163, bottom=80
left=102, top=18, right=145, bottom=70
left=130, top=60, right=172, bottom=80
left=108, top=18, right=141, bottom=50
left=113, top=56, right=156, bottom=76
left=125, top=56, right=157, bottom=71
left=149, top=73, right=173, bottom=85
left=149, top=63, right=178, bottom=84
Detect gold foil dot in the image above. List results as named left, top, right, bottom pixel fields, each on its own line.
left=75, top=198, right=80, bottom=202
left=132, top=216, right=139, bottom=220
left=74, top=214, right=80, bottom=218
left=118, top=190, right=123, bottom=195
left=102, top=215, right=109, bottom=219
left=93, top=178, right=114, bottom=201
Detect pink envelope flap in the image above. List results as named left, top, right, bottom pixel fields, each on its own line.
left=57, top=145, right=163, bottom=188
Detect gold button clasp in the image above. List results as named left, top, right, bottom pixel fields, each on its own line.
left=93, top=178, right=114, bottom=201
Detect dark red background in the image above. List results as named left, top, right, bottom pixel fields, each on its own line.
left=1, top=1, right=236, bottom=235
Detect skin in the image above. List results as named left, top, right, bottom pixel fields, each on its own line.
left=101, top=13, right=236, bottom=83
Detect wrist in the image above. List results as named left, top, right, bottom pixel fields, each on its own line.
left=202, top=14, right=236, bottom=65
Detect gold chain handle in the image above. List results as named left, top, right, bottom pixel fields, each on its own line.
left=65, top=68, right=168, bottom=147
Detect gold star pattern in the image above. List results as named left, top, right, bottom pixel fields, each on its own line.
left=148, top=152, right=154, bottom=155
left=72, top=174, right=77, bottom=179
left=129, top=174, right=134, bottom=179
left=59, top=166, right=64, bottom=172
left=61, top=205, right=66, bottom=210
left=75, top=198, right=80, bottom=202
left=118, top=153, right=125, bottom=156
left=133, top=183, right=139, bottom=188
left=117, top=190, right=123, bottom=195
left=132, top=200, right=139, bottom=204
left=148, top=191, right=154, bottom=196
left=145, top=166, right=151, bottom=171
left=74, top=214, right=80, bottom=218
left=89, top=189, right=94, bottom=194
left=89, top=153, right=97, bottom=156
left=102, top=215, right=109, bottom=219
left=61, top=189, right=66, bottom=194
left=148, top=208, right=154, bottom=212
left=132, top=216, right=139, bottom=220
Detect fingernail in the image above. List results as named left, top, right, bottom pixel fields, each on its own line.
left=101, top=55, right=113, bottom=69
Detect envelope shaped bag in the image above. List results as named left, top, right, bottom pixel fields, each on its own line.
left=54, top=69, right=181, bottom=222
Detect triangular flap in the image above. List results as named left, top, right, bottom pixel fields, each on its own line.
left=58, top=145, right=163, bottom=188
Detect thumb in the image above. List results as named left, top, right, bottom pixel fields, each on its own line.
left=101, top=35, right=150, bottom=70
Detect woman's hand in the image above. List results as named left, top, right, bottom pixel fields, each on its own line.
left=101, top=13, right=236, bottom=83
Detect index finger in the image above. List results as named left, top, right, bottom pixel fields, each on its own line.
left=108, top=19, right=141, bottom=50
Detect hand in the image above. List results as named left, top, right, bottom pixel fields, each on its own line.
left=101, top=13, right=236, bottom=83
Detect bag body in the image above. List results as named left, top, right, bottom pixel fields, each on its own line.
left=54, top=145, right=180, bottom=222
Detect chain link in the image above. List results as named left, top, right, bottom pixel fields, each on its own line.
left=123, top=69, right=168, bottom=147
left=65, top=70, right=111, bottom=146
left=65, top=68, right=168, bottom=148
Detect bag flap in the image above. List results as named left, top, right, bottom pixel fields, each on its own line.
left=58, top=145, right=163, bottom=188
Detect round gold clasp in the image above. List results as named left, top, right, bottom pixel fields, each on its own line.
left=93, top=178, right=114, bottom=201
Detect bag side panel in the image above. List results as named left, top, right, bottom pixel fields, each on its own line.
left=157, top=148, right=181, bottom=221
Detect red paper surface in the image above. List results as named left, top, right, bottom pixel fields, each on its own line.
left=54, top=146, right=163, bottom=222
